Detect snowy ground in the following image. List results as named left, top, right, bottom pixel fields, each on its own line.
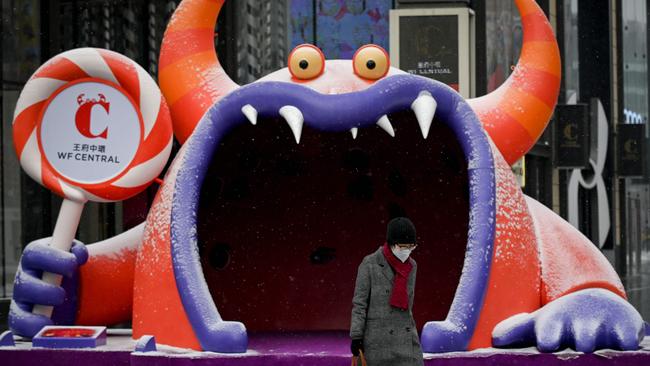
left=422, top=336, right=650, bottom=360
left=5, top=330, right=650, bottom=359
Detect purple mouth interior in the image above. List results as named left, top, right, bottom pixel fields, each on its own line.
left=170, top=74, right=496, bottom=352
left=196, top=107, right=469, bottom=332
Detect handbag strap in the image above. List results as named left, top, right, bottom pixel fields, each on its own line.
left=351, top=349, right=368, bottom=366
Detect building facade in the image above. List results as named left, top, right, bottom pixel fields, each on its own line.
left=1, top=0, right=649, bottom=327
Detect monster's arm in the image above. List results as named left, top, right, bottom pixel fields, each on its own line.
left=491, top=197, right=643, bottom=353
left=524, top=197, right=625, bottom=301
left=74, top=223, right=144, bottom=325
left=526, top=197, right=626, bottom=305
left=9, top=223, right=144, bottom=336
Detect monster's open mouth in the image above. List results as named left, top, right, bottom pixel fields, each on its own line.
left=169, top=74, right=496, bottom=351
left=196, top=105, right=469, bottom=332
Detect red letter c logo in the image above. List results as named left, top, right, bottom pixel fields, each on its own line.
left=75, top=93, right=110, bottom=139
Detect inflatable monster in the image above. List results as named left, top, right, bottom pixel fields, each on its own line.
left=9, top=0, right=645, bottom=355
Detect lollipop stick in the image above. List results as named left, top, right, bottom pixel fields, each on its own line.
left=32, top=199, right=86, bottom=318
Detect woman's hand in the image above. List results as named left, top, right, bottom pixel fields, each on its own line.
left=351, top=338, right=364, bottom=356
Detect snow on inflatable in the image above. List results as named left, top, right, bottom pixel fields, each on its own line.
left=9, top=0, right=646, bottom=355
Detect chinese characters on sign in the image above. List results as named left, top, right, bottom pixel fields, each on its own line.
left=57, top=143, right=120, bottom=164
left=407, top=61, right=453, bottom=78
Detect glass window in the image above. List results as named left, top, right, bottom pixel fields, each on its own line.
left=563, top=0, right=579, bottom=102
left=484, top=0, right=520, bottom=93
left=289, top=0, right=392, bottom=59
left=2, top=0, right=42, bottom=297
left=0, top=0, right=178, bottom=297
left=621, top=0, right=650, bottom=319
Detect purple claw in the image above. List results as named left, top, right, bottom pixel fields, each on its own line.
left=9, top=238, right=88, bottom=337
left=492, top=288, right=644, bottom=353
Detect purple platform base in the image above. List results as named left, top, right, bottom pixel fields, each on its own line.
left=2, top=331, right=650, bottom=366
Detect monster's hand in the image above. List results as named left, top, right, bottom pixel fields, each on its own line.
left=492, top=288, right=644, bottom=353
left=9, top=238, right=88, bottom=337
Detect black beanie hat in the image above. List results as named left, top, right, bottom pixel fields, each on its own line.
left=386, top=217, right=416, bottom=246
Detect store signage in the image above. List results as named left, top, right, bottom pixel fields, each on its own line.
left=398, top=15, right=460, bottom=91
left=623, top=108, right=646, bottom=124
left=555, top=104, right=590, bottom=168
left=618, top=123, right=645, bottom=177
left=567, top=99, right=610, bottom=249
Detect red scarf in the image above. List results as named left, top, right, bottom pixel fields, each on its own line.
left=382, top=242, right=413, bottom=310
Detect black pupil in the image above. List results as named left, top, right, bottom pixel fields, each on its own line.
left=366, top=60, right=376, bottom=70
left=299, top=60, right=309, bottom=70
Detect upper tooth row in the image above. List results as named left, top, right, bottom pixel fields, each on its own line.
left=240, top=91, right=437, bottom=144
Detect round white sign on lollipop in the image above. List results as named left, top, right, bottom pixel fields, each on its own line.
left=39, top=80, right=142, bottom=185
left=13, top=48, right=173, bottom=318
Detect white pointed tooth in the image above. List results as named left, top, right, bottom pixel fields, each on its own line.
left=241, top=104, right=258, bottom=125
left=376, top=115, right=395, bottom=137
left=279, top=106, right=304, bottom=144
left=350, top=127, right=358, bottom=139
left=411, top=91, right=437, bottom=139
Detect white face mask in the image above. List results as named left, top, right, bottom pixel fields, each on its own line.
left=391, top=246, right=413, bottom=263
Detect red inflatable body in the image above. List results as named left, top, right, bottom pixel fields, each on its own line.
left=49, top=0, right=629, bottom=354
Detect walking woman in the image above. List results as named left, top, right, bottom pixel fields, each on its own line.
left=350, top=217, right=424, bottom=365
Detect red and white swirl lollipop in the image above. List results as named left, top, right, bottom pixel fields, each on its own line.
left=12, top=48, right=173, bottom=317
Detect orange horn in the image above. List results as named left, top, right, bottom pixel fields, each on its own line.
left=159, top=0, right=239, bottom=144
left=468, top=0, right=561, bottom=165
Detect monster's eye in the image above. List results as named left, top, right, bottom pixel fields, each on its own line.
left=288, top=44, right=325, bottom=80
left=353, top=45, right=390, bottom=80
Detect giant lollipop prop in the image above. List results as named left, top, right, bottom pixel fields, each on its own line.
left=12, top=48, right=173, bottom=317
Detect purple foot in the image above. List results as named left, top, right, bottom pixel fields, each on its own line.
left=492, top=288, right=644, bottom=353
left=201, top=320, right=248, bottom=353
left=421, top=320, right=470, bottom=353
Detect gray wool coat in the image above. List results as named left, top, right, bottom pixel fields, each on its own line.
left=350, top=246, right=424, bottom=366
